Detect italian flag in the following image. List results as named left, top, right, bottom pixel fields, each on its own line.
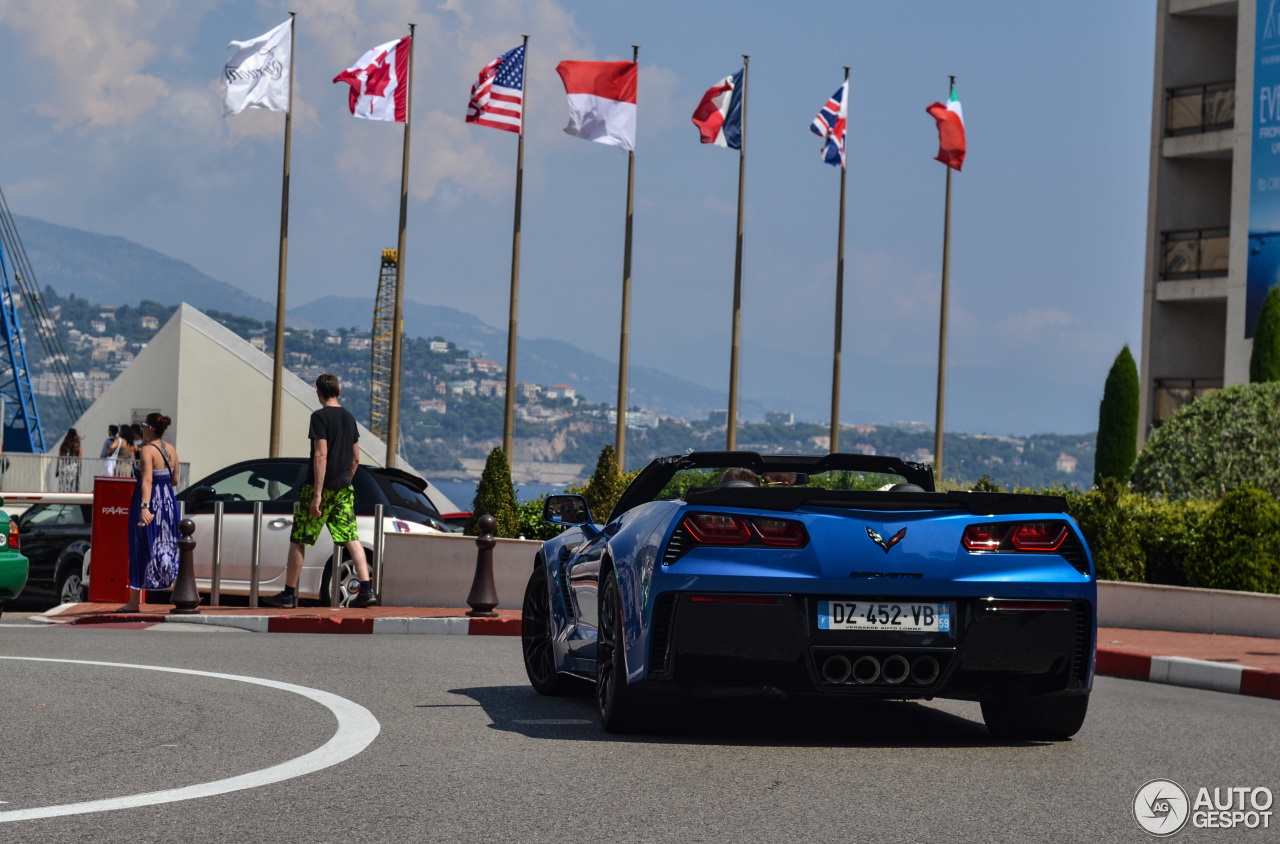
left=926, top=85, right=965, bottom=171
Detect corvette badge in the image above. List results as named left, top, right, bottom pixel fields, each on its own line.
left=867, top=526, right=906, bottom=554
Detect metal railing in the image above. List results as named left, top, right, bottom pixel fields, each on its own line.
left=1161, top=228, right=1229, bottom=279
left=1166, top=81, right=1235, bottom=135
left=0, top=453, right=191, bottom=494
left=1154, top=377, right=1223, bottom=423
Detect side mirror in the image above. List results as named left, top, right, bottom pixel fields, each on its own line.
left=543, top=494, right=592, bottom=527
left=189, top=486, right=216, bottom=512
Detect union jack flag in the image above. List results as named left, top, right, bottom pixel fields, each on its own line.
left=810, top=79, right=848, bottom=167
left=466, top=44, right=525, bottom=133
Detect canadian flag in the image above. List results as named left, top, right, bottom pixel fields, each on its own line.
left=334, top=36, right=411, bottom=122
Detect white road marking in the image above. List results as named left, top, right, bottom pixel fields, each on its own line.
left=0, top=656, right=380, bottom=823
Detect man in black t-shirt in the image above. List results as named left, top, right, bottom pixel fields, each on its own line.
left=262, top=373, right=377, bottom=608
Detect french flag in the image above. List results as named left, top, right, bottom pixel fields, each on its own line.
left=556, top=60, right=638, bottom=151
left=691, top=68, right=744, bottom=149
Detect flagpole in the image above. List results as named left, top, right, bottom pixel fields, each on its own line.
left=268, top=11, right=296, bottom=458
left=829, top=66, right=849, bottom=455
left=726, top=54, right=749, bottom=452
left=933, top=75, right=955, bottom=481
left=385, top=23, right=416, bottom=469
left=501, top=34, right=529, bottom=460
left=615, top=44, right=638, bottom=471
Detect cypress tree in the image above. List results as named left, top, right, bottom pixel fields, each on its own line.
left=1250, top=286, right=1280, bottom=383
left=466, top=447, right=519, bottom=537
left=1094, top=345, right=1140, bottom=486
left=583, top=445, right=626, bottom=523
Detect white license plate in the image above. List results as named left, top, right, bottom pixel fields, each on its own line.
left=817, top=601, right=952, bottom=633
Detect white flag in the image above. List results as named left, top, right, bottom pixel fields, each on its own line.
left=221, top=18, right=292, bottom=118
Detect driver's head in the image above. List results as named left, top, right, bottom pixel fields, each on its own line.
left=718, top=468, right=760, bottom=487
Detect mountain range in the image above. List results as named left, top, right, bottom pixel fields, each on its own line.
left=14, top=215, right=762, bottom=420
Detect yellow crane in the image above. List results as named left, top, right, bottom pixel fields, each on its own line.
left=369, top=249, right=398, bottom=442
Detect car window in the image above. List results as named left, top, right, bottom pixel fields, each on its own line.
left=23, top=504, right=86, bottom=527
left=207, top=463, right=306, bottom=503
left=389, top=481, right=441, bottom=516
left=654, top=467, right=911, bottom=500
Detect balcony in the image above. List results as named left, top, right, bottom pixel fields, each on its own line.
left=1166, top=81, right=1234, bottom=135
left=1160, top=228, right=1229, bottom=280
left=1154, top=378, right=1222, bottom=424
left=1163, top=81, right=1234, bottom=157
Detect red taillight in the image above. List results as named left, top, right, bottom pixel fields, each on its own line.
left=1009, top=522, right=1068, bottom=552
left=8, top=519, right=18, bottom=550
left=751, top=517, right=806, bottom=547
left=962, top=524, right=1005, bottom=552
left=683, top=514, right=752, bottom=545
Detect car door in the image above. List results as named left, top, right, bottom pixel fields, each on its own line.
left=565, top=531, right=608, bottom=653
left=17, top=504, right=68, bottom=594
left=184, top=461, right=306, bottom=589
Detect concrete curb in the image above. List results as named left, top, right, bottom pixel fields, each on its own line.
left=67, top=612, right=521, bottom=636
left=1096, top=648, right=1280, bottom=701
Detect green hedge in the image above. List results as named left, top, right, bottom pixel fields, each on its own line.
left=1132, top=382, right=1280, bottom=499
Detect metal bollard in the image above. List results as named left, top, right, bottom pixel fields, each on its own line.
left=330, top=542, right=342, bottom=609
left=372, top=503, right=385, bottom=602
left=249, top=500, right=263, bottom=608
left=466, top=514, right=499, bottom=618
left=170, top=519, right=200, bottom=615
left=210, top=501, right=224, bottom=607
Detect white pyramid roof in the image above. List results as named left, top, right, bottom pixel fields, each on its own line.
left=69, top=304, right=439, bottom=496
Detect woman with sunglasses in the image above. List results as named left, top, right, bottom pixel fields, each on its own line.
left=116, top=413, right=180, bottom=613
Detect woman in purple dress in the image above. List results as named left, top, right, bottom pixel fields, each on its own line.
left=117, top=413, right=180, bottom=612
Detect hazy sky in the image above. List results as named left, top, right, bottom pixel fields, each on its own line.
left=0, top=0, right=1155, bottom=434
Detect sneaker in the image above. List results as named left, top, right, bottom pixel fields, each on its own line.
left=351, top=590, right=378, bottom=609
left=260, top=591, right=297, bottom=609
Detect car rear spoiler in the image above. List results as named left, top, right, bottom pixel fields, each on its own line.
left=682, top=487, right=1069, bottom=516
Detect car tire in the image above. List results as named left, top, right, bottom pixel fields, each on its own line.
left=981, top=693, right=1089, bottom=741
left=596, top=569, right=651, bottom=733
left=56, top=563, right=87, bottom=605
left=318, top=550, right=366, bottom=608
left=521, top=566, right=588, bottom=696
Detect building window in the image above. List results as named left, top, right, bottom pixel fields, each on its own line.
left=1153, top=378, right=1223, bottom=424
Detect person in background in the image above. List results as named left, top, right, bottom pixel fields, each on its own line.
left=262, top=373, right=377, bottom=608
left=99, top=425, right=119, bottom=458
left=103, top=424, right=124, bottom=476
left=116, top=413, right=180, bottom=613
left=55, top=428, right=82, bottom=493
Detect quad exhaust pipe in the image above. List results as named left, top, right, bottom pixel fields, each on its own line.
left=821, top=654, right=852, bottom=684
left=880, top=655, right=910, bottom=685
left=910, top=656, right=940, bottom=685
left=820, top=653, right=942, bottom=686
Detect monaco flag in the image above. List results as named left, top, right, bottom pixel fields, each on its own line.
left=555, top=60, right=637, bottom=151
left=691, top=69, right=743, bottom=149
left=334, top=36, right=411, bottom=122
left=926, top=85, right=965, bottom=171
left=221, top=18, right=292, bottom=117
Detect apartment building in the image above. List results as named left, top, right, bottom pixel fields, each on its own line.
left=1140, top=0, right=1279, bottom=440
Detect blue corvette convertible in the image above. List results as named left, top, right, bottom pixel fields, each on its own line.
left=521, top=452, right=1096, bottom=739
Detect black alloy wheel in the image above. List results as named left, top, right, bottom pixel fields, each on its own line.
left=521, top=566, right=586, bottom=696
left=596, top=569, right=648, bottom=733
left=57, top=564, right=86, bottom=605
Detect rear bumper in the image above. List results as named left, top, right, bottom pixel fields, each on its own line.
left=644, top=591, right=1094, bottom=701
left=0, top=551, right=29, bottom=599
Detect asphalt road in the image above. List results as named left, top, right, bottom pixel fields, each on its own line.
left=1, top=618, right=1277, bottom=843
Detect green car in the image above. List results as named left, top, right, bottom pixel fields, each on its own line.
left=0, top=499, right=29, bottom=617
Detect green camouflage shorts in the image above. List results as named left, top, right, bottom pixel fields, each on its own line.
left=290, top=484, right=358, bottom=546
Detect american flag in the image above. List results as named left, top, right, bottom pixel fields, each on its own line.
left=810, top=79, right=848, bottom=167
left=466, top=44, right=525, bottom=133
